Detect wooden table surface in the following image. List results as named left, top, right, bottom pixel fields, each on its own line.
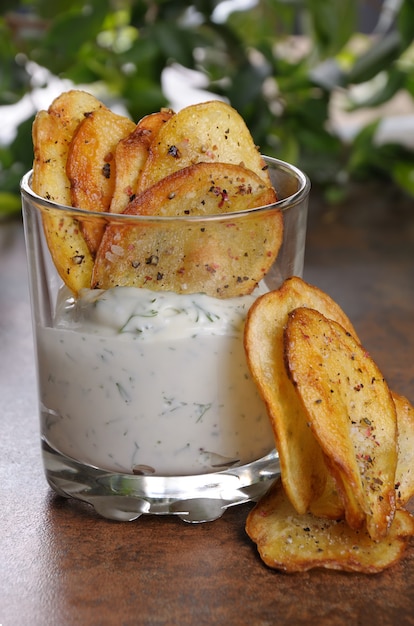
left=1, top=184, right=414, bottom=626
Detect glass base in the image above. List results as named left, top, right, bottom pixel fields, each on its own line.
left=42, top=439, right=280, bottom=523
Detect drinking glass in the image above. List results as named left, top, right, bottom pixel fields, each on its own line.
left=21, top=156, right=310, bottom=523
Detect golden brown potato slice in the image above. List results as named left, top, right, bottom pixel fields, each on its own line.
left=109, top=109, right=175, bottom=215
left=244, top=277, right=357, bottom=516
left=66, top=107, right=135, bottom=254
left=285, top=307, right=398, bottom=540
left=32, top=90, right=105, bottom=293
left=306, top=473, right=345, bottom=520
left=92, top=162, right=281, bottom=297
left=246, top=478, right=414, bottom=573
left=393, top=392, right=414, bottom=508
left=137, top=100, right=271, bottom=193
left=33, top=90, right=107, bottom=204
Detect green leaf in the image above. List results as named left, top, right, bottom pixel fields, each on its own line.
left=392, top=160, right=414, bottom=197
left=33, top=1, right=110, bottom=74
left=347, top=31, right=402, bottom=84
left=267, top=128, right=300, bottom=168
left=9, top=116, right=36, bottom=170
left=398, top=0, right=414, bottom=48
left=0, top=192, right=21, bottom=217
left=347, top=68, right=407, bottom=110
left=118, top=34, right=163, bottom=72
left=404, top=70, right=414, bottom=98
left=122, top=78, right=167, bottom=122
left=307, top=0, right=358, bottom=58
left=0, top=22, right=31, bottom=102
left=150, top=22, right=195, bottom=67
left=227, top=61, right=270, bottom=110
left=347, top=120, right=380, bottom=178
left=347, top=120, right=414, bottom=193
left=25, top=0, right=88, bottom=19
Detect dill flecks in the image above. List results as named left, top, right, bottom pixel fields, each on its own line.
left=195, top=403, right=213, bottom=422
left=116, top=381, right=131, bottom=404
left=118, top=310, right=159, bottom=334
left=191, top=301, right=220, bottom=323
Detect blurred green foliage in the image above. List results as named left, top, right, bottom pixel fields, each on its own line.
left=1, top=0, right=414, bottom=216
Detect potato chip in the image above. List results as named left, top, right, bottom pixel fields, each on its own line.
left=66, top=107, right=136, bottom=254
left=284, top=307, right=398, bottom=540
left=393, top=392, right=414, bottom=507
left=33, top=90, right=107, bottom=204
left=92, top=162, right=281, bottom=297
left=246, top=478, right=414, bottom=573
left=244, top=277, right=357, bottom=516
left=32, top=90, right=105, bottom=293
left=137, top=100, right=271, bottom=193
left=109, top=109, right=174, bottom=215
left=307, top=473, right=345, bottom=520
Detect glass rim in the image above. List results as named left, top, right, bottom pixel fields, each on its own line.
left=20, top=155, right=310, bottom=224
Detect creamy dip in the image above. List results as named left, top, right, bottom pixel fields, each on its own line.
left=37, top=286, right=274, bottom=476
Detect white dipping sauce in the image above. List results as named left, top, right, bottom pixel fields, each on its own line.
left=37, top=286, right=274, bottom=476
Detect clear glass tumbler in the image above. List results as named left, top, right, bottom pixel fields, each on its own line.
left=21, top=156, right=310, bottom=523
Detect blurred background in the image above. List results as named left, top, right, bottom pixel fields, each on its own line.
left=1, top=0, right=414, bottom=218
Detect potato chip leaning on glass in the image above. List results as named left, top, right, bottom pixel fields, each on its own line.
left=244, top=277, right=414, bottom=573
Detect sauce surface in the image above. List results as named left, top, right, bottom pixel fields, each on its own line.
left=37, top=287, right=274, bottom=475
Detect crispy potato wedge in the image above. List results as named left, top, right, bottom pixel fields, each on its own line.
left=32, top=90, right=105, bottom=294
left=244, top=277, right=357, bottom=516
left=394, top=392, right=414, bottom=508
left=137, top=100, right=271, bottom=193
left=92, top=162, right=282, bottom=297
left=66, top=107, right=135, bottom=254
left=109, top=109, right=175, bottom=215
left=306, top=473, right=345, bottom=520
left=33, top=90, right=107, bottom=204
left=246, top=478, right=414, bottom=573
left=285, top=307, right=398, bottom=540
